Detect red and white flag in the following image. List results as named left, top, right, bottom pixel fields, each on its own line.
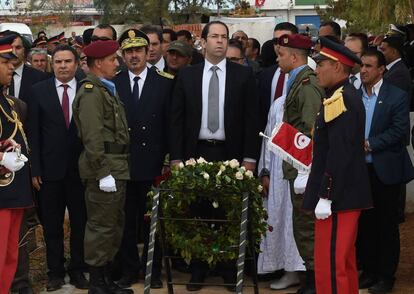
left=264, top=122, right=313, bottom=171
left=255, top=0, right=265, bottom=7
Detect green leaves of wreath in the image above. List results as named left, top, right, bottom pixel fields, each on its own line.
left=149, top=158, right=268, bottom=267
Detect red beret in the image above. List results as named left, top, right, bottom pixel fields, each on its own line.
left=83, top=40, right=119, bottom=58
left=278, top=34, right=312, bottom=50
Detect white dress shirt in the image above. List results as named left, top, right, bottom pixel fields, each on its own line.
left=128, top=67, right=148, bottom=99
left=11, top=63, right=24, bottom=98
left=386, top=58, right=402, bottom=70
left=55, top=78, right=77, bottom=122
left=147, top=58, right=165, bottom=71
left=270, top=67, right=288, bottom=104
left=199, top=58, right=226, bottom=140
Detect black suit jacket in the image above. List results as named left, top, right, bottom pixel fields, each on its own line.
left=170, top=60, right=260, bottom=162
left=27, top=78, right=83, bottom=181
left=113, top=68, right=174, bottom=181
left=366, top=81, right=414, bottom=185
left=258, top=65, right=277, bottom=131
left=384, top=60, right=412, bottom=95
left=303, top=82, right=372, bottom=212
left=18, top=65, right=49, bottom=103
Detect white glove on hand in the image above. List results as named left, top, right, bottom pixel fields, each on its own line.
left=99, top=175, right=117, bottom=192
left=0, top=151, right=27, bottom=172
left=294, top=170, right=309, bottom=194
left=315, top=198, right=332, bottom=220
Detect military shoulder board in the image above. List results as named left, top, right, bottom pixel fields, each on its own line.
left=156, top=69, right=174, bottom=79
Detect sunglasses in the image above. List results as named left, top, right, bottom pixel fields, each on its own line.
left=90, top=36, right=112, bottom=42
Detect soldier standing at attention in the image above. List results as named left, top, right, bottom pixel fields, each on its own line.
left=275, top=33, right=325, bottom=294
left=72, top=40, right=132, bottom=294
left=0, top=35, right=31, bottom=294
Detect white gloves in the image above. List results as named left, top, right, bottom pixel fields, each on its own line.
left=99, top=175, right=117, bottom=192
left=315, top=198, right=332, bottom=220
left=0, top=151, right=28, bottom=172
left=294, top=170, right=309, bottom=194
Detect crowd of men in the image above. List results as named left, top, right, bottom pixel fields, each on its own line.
left=0, top=19, right=413, bottom=294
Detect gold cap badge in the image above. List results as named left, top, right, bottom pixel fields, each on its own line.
left=128, top=30, right=136, bottom=39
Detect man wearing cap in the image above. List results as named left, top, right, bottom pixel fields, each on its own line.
left=33, top=36, right=48, bottom=49
left=0, top=35, right=32, bottom=294
left=113, top=29, right=174, bottom=289
left=72, top=40, right=132, bottom=294
left=47, top=35, right=60, bottom=55
left=274, top=33, right=324, bottom=294
left=303, top=37, right=372, bottom=294
left=165, top=40, right=192, bottom=76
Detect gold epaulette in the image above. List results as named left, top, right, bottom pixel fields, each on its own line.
left=323, top=86, right=347, bottom=122
left=156, top=69, right=174, bottom=79
left=84, top=83, right=94, bottom=91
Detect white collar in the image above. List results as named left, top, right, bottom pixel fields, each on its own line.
left=128, top=67, right=148, bottom=82
left=363, top=78, right=383, bottom=97
left=148, top=58, right=165, bottom=71
left=55, top=77, right=77, bottom=89
left=14, top=63, right=24, bottom=76
left=386, top=58, right=401, bottom=70
left=204, top=58, right=226, bottom=72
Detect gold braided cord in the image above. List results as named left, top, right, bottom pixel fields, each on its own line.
left=0, top=97, right=28, bottom=150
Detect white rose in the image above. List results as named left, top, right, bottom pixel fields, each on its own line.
left=220, top=165, right=226, bottom=171
left=208, top=162, right=213, bottom=165
left=217, top=170, right=223, bottom=177
left=203, top=172, right=210, bottom=180
left=245, top=170, right=254, bottom=178
left=240, top=166, right=246, bottom=172
left=223, top=160, right=229, bottom=166
left=229, top=159, right=240, bottom=169
left=197, top=157, right=207, bottom=164
left=212, top=201, right=219, bottom=208
left=257, top=185, right=263, bottom=192
left=235, top=171, right=244, bottom=180
left=178, top=162, right=184, bottom=169
left=185, top=158, right=196, bottom=166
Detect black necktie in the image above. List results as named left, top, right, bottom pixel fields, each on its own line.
left=132, top=76, right=140, bottom=101
left=9, top=72, right=16, bottom=96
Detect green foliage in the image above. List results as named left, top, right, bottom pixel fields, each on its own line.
left=318, top=0, right=413, bottom=34
left=149, top=158, right=267, bottom=267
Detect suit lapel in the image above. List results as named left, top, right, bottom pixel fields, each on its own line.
left=46, top=79, right=67, bottom=127
left=224, top=62, right=233, bottom=129
left=138, top=68, right=155, bottom=115
left=370, top=82, right=387, bottom=133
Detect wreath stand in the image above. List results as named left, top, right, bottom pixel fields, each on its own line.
left=143, top=188, right=260, bottom=294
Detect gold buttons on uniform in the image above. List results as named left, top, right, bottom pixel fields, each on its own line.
left=142, top=126, right=146, bottom=130
left=142, top=142, right=146, bottom=146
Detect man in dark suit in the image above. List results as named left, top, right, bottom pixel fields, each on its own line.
left=357, top=49, right=414, bottom=294
left=170, top=20, right=259, bottom=291
left=5, top=32, right=49, bottom=103
left=27, top=45, right=88, bottom=291
left=379, top=35, right=412, bottom=224
left=258, top=22, right=297, bottom=131
left=380, top=36, right=412, bottom=97
left=141, top=25, right=167, bottom=71
left=113, top=29, right=174, bottom=289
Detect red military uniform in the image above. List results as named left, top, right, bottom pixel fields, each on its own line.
left=303, top=38, right=372, bottom=294
left=0, top=36, right=33, bottom=294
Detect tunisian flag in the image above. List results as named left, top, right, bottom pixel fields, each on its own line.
left=266, top=122, right=313, bottom=171
left=255, top=0, right=265, bottom=7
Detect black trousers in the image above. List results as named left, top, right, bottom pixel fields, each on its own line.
left=119, top=180, right=162, bottom=277
left=38, top=175, right=87, bottom=278
left=357, top=164, right=400, bottom=282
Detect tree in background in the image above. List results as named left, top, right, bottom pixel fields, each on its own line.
left=318, top=0, right=414, bottom=34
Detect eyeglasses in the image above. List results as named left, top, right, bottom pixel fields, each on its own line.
left=91, top=36, right=112, bottom=42
left=207, top=34, right=228, bottom=41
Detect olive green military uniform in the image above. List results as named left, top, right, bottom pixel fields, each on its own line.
left=72, top=73, right=130, bottom=267
left=282, top=66, right=325, bottom=271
